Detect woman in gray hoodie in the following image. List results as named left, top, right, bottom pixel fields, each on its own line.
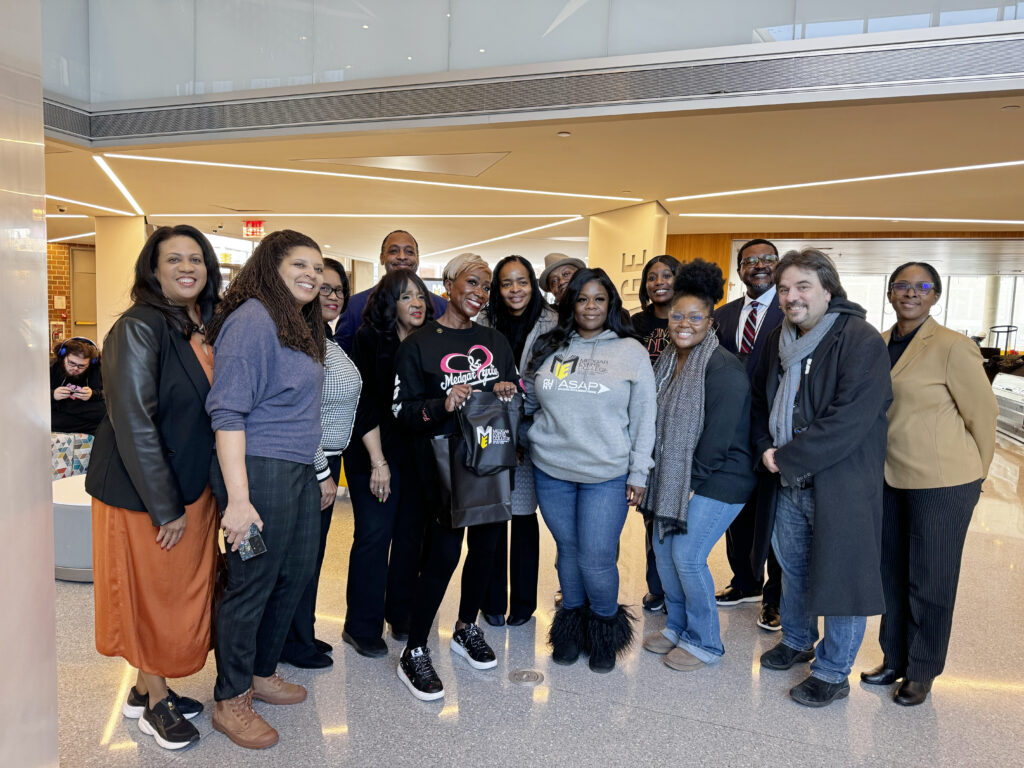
left=524, top=268, right=656, bottom=673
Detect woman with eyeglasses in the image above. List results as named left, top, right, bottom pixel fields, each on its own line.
left=280, top=257, right=362, bottom=670
left=526, top=268, right=656, bottom=673
left=860, top=262, right=997, bottom=706
left=639, top=259, right=755, bottom=671
left=341, top=268, right=433, bottom=657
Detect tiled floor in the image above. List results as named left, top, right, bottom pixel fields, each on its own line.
left=57, top=437, right=1024, bottom=767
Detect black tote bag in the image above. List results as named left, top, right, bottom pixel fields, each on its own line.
left=455, top=391, right=523, bottom=476
left=431, top=434, right=512, bottom=529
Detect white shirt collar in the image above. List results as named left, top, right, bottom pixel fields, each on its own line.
left=743, top=285, right=776, bottom=310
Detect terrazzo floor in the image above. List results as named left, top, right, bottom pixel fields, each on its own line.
left=56, top=437, right=1024, bottom=767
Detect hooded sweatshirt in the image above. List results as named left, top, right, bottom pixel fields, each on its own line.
left=525, top=329, right=655, bottom=487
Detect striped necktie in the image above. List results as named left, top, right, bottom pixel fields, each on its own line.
left=740, top=301, right=759, bottom=354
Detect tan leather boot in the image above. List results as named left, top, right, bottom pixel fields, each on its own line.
left=252, top=672, right=307, bottom=705
left=212, top=689, right=279, bottom=749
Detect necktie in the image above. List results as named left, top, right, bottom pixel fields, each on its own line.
left=740, top=301, right=759, bottom=354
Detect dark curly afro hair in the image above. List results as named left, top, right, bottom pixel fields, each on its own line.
left=672, top=258, right=725, bottom=310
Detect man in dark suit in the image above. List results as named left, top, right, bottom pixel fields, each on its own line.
left=333, top=230, right=447, bottom=353
left=712, top=238, right=785, bottom=631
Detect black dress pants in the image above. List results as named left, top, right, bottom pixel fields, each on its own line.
left=879, top=480, right=982, bottom=681
left=644, top=517, right=664, bottom=596
left=211, top=455, right=319, bottom=701
left=407, top=518, right=504, bottom=650
left=482, top=513, right=540, bottom=618
left=724, top=492, right=782, bottom=605
left=343, top=458, right=427, bottom=638
left=281, top=454, right=342, bottom=662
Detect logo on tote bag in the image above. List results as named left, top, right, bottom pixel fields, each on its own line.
left=476, top=425, right=511, bottom=449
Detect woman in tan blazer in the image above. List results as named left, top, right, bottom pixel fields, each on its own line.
left=861, top=261, right=998, bottom=707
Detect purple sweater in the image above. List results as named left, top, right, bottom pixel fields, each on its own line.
left=207, top=298, right=323, bottom=464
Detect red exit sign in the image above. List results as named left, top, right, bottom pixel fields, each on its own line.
left=243, top=220, right=264, bottom=238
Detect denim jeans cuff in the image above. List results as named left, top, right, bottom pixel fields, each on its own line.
left=678, top=639, right=723, bottom=664
left=809, top=669, right=849, bottom=685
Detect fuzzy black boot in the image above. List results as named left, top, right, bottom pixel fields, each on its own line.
left=587, top=605, right=636, bottom=673
left=548, top=606, right=588, bottom=665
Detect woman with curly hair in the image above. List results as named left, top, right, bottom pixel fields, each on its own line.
left=205, top=230, right=326, bottom=749
left=341, top=268, right=433, bottom=657
left=526, top=268, right=656, bottom=673
left=639, top=259, right=755, bottom=672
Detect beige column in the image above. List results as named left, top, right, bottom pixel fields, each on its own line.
left=351, top=259, right=376, bottom=294
left=94, top=216, right=148, bottom=345
left=587, top=202, right=669, bottom=313
left=2, top=0, right=59, bottom=764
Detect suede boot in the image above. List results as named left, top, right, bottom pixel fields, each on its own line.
left=549, top=606, right=588, bottom=665
left=212, top=689, right=278, bottom=750
left=587, top=605, right=636, bottom=673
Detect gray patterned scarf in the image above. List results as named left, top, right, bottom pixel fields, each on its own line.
left=644, top=330, right=719, bottom=541
left=768, top=313, right=838, bottom=454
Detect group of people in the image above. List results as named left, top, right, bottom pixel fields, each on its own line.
left=82, top=225, right=998, bottom=752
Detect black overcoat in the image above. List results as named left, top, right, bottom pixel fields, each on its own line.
left=750, top=298, right=892, bottom=616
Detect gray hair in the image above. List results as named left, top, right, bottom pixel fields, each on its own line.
left=776, top=248, right=846, bottom=299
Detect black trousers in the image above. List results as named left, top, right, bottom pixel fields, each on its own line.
left=211, top=455, right=319, bottom=700
left=724, top=492, right=782, bottom=605
left=482, top=513, right=540, bottom=618
left=343, top=458, right=427, bottom=638
left=407, top=518, right=504, bottom=650
left=879, top=480, right=982, bottom=681
left=281, top=454, right=342, bottom=662
left=644, top=517, right=664, bottom=596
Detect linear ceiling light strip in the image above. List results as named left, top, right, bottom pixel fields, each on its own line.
left=676, top=213, right=1024, bottom=225
left=422, top=216, right=584, bottom=258
left=103, top=153, right=642, bottom=202
left=93, top=156, right=145, bottom=215
left=666, top=159, right=1024, bottom=202
left=147, top=213, right=578, bottom=218
left=45, top=194, right=132, bottom=216
left=48, top=231, right=96, bottom=243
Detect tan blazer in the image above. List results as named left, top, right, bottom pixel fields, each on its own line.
left=883, top=316, right=998, bottom=489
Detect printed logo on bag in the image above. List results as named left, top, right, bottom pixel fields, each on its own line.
left=440, top=344, right=500, bottom=390
left=476, top=425, right=511, bottom=449
left=551, top=355, right=579, bottom=380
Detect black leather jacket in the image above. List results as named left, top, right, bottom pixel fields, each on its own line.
left=86, top=305, right=214, bottom=526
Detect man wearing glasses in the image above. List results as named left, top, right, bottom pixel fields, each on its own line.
left=50, top=336, right=105, bottom=435
left=333, top=230, right=447, bottom=353
left=712, top=239, right=785, bottom=631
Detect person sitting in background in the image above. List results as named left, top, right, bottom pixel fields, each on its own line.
left=50, top=337, right=105, bottom=435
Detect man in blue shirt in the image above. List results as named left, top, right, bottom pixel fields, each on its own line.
left=334, top=230, right=448, bottom=353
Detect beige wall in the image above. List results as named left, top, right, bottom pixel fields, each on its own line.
left=94, top=216, right=148, bottom=346
left=587, top=202, right=669, bottom=313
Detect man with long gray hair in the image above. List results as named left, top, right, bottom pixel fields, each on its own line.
left=750, top=248, right=892, bottom=707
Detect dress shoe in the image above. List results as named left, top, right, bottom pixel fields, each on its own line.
left=642, top=592, right=666, bottom=613
left=481, top=613, right=506, bottom=627
left=342, top=630, right=388, bottom=658
left=760, top=641, right=815, bottom=670
left=894, top=678, right=933, bottom=706
left=313, top=638, right=333, bottom=654
left=212, top=690, right=278, bottom=750
left=715, top=585, right=763, bottom=606
left=860, top=664, right=902, bottom=686
left=506, top=614, right=532, bottom=626
left=251, top=673, right=306, bottom=706
left=282, top=650, right=333, bottom=669
left=757, top=603, right=781, bottom=631
left=790, top=675, right=850, bottom=707
left=388, top=623, right=409, bottom=642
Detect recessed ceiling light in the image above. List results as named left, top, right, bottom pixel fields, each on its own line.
left=93, top=156, right=144, bottom=215
left=299, top=35, right=308, bottom=41
left=666, top=158, right=1024, bottom=202
left=676, top=212, right=1024, bottom=225
left=1001, top=104, right=1021, bottom=111
left=48, top=231, right=96, bottom=243
left=362, top=24, right=369, bottom=29
left=422, top=217, right=583, bottom=258
left=324, top=244, right=331, bottom=248
left=407, top=56, right=413, bottom=61
left=557, top=131, right=571, bottom=138
left=479, top=48, right=486, bottom=53
left=45, top=194, right=132, bottom=216
left=105, top=153, right=643, bottom=202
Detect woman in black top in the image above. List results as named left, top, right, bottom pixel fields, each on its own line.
left=477, top=255, right=557, bottom=627
left=341, top=269, right=433, bottom=657
left=392, top=253, right=519, bottom=701
left=640, top=259, right=755, bottom=672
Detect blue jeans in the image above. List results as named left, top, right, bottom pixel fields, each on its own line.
left=652, top=494, right=743, bottom=663
left=534, top=468, right=627, bottom=618
left=772, top=485, right=867, bottom=684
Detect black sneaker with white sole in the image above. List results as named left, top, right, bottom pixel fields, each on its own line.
left=450, top=623, right=497, bottom=669
left=398, top=646, right=445, bottom=701
left=137, top=696, right=200, bottom=750
left=122, top=686, right=202, bottom=720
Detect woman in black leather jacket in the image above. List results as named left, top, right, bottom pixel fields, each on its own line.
left=86, top=225, right=221, bottom=751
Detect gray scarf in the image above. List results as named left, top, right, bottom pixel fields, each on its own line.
left=768, top=313, right=839, bottom=453
left=645, top=331, right=719, bottom=541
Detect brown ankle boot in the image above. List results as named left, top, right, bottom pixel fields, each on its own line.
left=212, top=689, right=278, bottom=749
left=252, top=672, right=307, bottom=705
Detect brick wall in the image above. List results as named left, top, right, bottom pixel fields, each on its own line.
left=46, top=242, right=93, bottom=350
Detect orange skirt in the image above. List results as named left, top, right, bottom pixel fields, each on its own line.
left=92, top=487, right=218, bottom=678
